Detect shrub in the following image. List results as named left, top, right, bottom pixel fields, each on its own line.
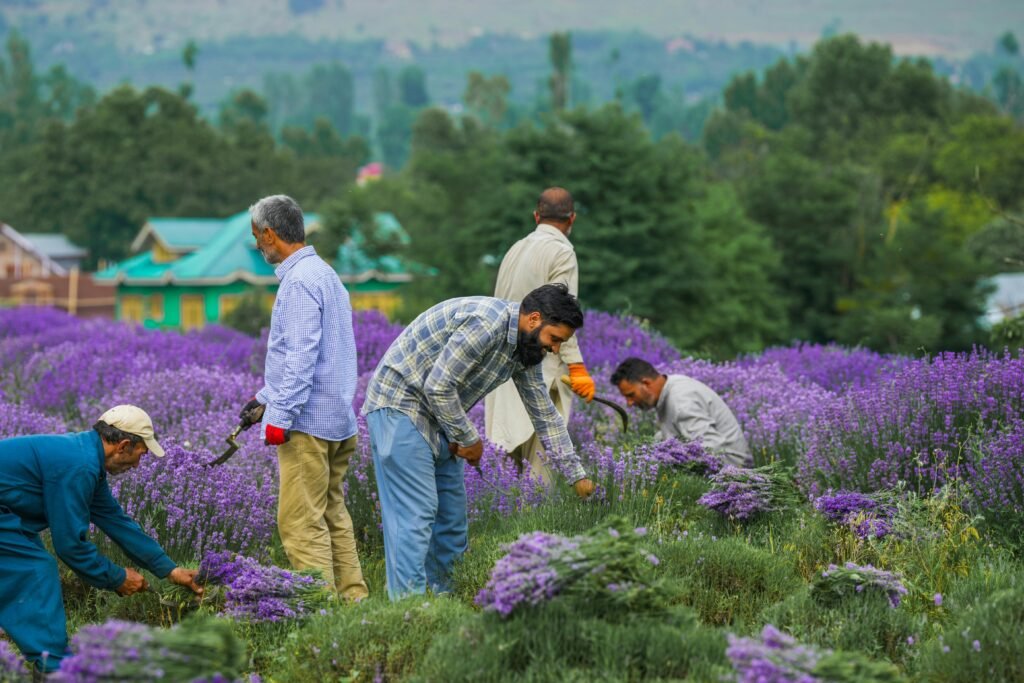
left=761, top=587, right=920, bottom=664
left=656, top=535, right=804, bottom=627
left=915, top=585, right=1024, bottom=682
left=416, top=600, right=728, bottom=683
left=263, top=596, right=472, bottom=682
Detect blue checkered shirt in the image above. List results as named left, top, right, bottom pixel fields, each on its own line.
left=257, top=246, right=358, bottom=442
left=362, top=296, right=586, bottom=482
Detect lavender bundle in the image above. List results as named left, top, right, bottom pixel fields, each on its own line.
left=649, top=439, right=724, bottom=476
left=813, top=491, right=895, bottom=539
left=475, top=520, right=664, bottom=618
left=813, top=562, right=908, bottom=608
left=54, top=617, right=246, bottom=682
left=728, top=624, right=902, bottom=683
left=697, top=463, right=800, bottom=521
left=726, top=625, right=822, bottom=683
left=197, top=552, right=331, bottom=623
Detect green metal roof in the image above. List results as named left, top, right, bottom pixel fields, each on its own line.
left=131, top=218, right=226, bottom=253
left=97, top=211, right=429, bottom=287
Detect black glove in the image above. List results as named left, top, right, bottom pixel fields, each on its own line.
left=238, top=398, right=264, bottom=428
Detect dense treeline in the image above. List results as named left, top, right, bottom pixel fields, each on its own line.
left=1, top=31, right=1022, bottom=356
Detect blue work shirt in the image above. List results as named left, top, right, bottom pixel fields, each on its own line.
left=257, top=245, right=359, bottom=442
left=0, top=431, right=176, bottom=590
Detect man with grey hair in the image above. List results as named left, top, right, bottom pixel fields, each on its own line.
left=242, top=194, right=368, bottom=600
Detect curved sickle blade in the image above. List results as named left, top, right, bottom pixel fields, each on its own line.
left=560, top=376, right=629, bottom=432
left=592, top=395, right=629, bottom=432
left=206, top=424, right=243, bottom=467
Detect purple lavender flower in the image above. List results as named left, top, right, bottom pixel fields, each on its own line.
left=0, top=637, right=28, bottom=680
left=199, top=552, right=328, bottom=623
left=697, top=466, right=780, bottom=520
left=815, top=562, right=908, bottom=608
left=727, top=625, right=823, bottom=683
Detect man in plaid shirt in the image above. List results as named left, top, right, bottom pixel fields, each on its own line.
left=243, top=194, right=368, bottom=601
left=363, top=283, right=596, bottom=600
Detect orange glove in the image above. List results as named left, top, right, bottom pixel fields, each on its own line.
left=567, top=363, right=596, bottom=402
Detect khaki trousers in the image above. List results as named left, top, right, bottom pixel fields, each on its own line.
left=277, top=432, right=369, bottom=601
left=508, top=383, right=568, bottom=487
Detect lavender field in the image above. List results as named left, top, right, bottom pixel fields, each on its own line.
left=1, top=307, right=1022, bottom=682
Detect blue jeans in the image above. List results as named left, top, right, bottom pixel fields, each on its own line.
left=0, top=507, right=68, bottom=673
left=366, top=408, right=467, bottom=600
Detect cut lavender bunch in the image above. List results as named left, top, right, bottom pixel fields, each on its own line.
left=813, top=562, right=908, bottom=608
left=726, top=625, right=822, bottom=683
left=648, top=439, right=723, bottom=476
left=814, top=490, right=896, bottom=539
left=54, top=617, right=246, bottom=682
left=195, top=552, right=331, bottom=623
left=475, top=519, right=665, bottom=618
left=698, top=463, right=800, bottom=521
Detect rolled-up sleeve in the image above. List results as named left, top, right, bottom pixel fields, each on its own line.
left=512, top=364, right=586, bottom=482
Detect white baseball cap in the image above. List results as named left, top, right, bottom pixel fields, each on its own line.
left=98, top=405, right=165, bottom=457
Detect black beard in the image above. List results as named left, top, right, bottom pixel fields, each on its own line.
left=514, top=328, right=546, bottom=366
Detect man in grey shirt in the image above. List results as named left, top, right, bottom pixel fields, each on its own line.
left=610, top=357, right=753, bottom=467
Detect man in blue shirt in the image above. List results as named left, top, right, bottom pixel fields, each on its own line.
left=363, top=283, right=596, bottom=600
left=244, top=194, right=368, bottom=601
left=0, top=405, right=203, bottom=674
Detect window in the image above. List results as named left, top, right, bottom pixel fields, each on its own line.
left=148, top=294, right=164, bottom=322
left=120, top=295, right=144, bottom=323
left=180, top=294, right=206, bottom=330
left=219, top=294, right=241, bottom=318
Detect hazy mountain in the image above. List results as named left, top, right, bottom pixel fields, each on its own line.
left=4, top=0, right=1022, bottom=57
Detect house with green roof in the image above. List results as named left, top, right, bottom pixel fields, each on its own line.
left=95, top=211, right=426, bottom=329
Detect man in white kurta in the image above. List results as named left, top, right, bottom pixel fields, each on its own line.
left=485, top=188, right=596, bottom=483
left=610, top=357, right=753, bottom=468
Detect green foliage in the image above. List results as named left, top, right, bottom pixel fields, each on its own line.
left=836, top=200, right=991, bottom=353
left=416, top=599, right=728, bottom=683
left=220, top=289, right=272, bottom=338
left=739, top=149, right=861, bottom=342
left=656, top=535, right=804, bottom=627
left=762, top=587, right=919, bottom=665
left=915, top=583, right=1024, bottom=682
left=263, top=596, right=473, bottom=682
left=988, top=313, right=1024, bottom=355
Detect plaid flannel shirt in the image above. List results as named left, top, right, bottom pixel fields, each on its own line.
left=256, top=246, right=358, bottom=442
left=362, top=296, right=586, bottom=482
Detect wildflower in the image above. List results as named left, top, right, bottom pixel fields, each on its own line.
left=934, top=593, right=943, bottom=606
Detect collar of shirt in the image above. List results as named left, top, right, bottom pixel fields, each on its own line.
left=273, top=245, right=317, bottom=281
left=506, top=301, right=521, bottom=346
left=535, top=223, right=571, bottom=245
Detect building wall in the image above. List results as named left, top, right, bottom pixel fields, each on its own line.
left=117, top=282, right=279, bottom=330
left=0, top=233, right=48, bottom=278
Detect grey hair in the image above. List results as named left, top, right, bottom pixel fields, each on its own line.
left=249, top=194, right=306, bottom=244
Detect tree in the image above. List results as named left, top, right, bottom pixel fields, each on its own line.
left=182, top=40, right=199, bottom=72
left=837, top=201, right=990, bottom=353
left=305, top=63, right=355, bottom=135
left=738, top=150, right=863, bottom=342
left=548, top=32, right=572, bottom=111
left=463, top=71, right=510, bottom=128
left=398, top=66, right=430, bottom=108
left=993, top=67, right=1024, bottom=120
left=997, top=31, right=1020, bottom=57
